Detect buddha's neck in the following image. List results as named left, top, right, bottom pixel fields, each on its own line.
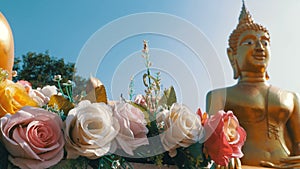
left=238, top=71, right=268, bottom=84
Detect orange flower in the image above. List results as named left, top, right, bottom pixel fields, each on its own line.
left=196, top=108, right=208, bottom=126
left=0, top=79, right=38, bottom=117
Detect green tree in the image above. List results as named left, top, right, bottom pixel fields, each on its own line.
left=13, top=57, right=22, bottom=74
left=13, top=51, right=86, bottom=98
left=14, top=51, right=74, bottom=88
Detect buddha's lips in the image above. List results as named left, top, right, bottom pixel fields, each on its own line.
left=253, top=54, right=266, bottom=60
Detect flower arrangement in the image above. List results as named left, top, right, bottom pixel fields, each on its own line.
left=0, top=41, right=246, bottom=169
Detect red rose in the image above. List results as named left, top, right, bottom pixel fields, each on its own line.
left=204, top=110, right=246, bottom=166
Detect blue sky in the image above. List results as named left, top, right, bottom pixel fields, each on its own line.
left=1, top=0, right=300, bottom=111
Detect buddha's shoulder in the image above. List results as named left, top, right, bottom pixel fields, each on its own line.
left=270, top=85, right=300, bottom=99
left=206, top=86, right=236, bottom=97
left=208, top=85, right=300, bottom=96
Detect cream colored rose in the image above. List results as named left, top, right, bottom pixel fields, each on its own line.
left=38, top=85, right=57, bottom=98
left=64, top=100, right=120, bottom=159
left=160, top=103, right=205, bottom=157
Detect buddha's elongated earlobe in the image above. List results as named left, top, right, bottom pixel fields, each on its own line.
left=227, top=48, right=240, bottom=79
left=265, top=71, right=269, bottom=80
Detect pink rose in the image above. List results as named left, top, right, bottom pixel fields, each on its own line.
left=16, top=81, right=56, bottom=106
left=29, top=85, right=58, bottom=106
left=0, top=106, right=65, bottom=169
left=112, top=102, right=149, bottom=155
left=204, top=110, right=246, bottom=166
left=134, top=94, right=147, bottom=108
left=28, top=90, right=49, bottom=106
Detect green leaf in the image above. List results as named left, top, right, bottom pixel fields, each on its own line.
left=130, top=102, right=147, bottom=112
left=143, top=73, right=149, bottom=87
left=149, top=75, right=160, bottom=91
left=49, top=157, right=89, bottom=169
left=172, top=143, right=209, bottom=169
left=0, top=141, right=8, bottom=169
left=130, top=102, right=149, bottom=122
left=158, top=86, right=177, bottom=107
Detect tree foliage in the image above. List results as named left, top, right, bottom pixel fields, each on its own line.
left=14, top=51, right=75, bottom=88
left=13, top=51, right=87, bottom=98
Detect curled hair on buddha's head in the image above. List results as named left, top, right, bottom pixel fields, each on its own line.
left=228, top=1, right=270, bottom=55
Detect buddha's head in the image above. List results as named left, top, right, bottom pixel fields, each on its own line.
left=227, top=2, right=270, bottom=80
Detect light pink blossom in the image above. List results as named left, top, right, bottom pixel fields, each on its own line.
left=134, top=94, right=147, bottom=108
left=30, top=85, right=58, bottom=106
left=0, top=106, right=65, bottom=169
left=112, top=102, right=149, bottom=155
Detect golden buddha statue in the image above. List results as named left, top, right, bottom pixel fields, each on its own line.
left=206, top=2, right=300, bottom=168
left=0, top=12, right=14, bottom=79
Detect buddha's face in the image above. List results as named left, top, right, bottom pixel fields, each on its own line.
left=235, top=30, right=270, bottom=73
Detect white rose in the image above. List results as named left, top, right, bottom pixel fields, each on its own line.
left=38, top=85, right=57, bottom=98
left=160, top=103, right=205, bottom=157
left=64, top=100, right=120, bottom=159
left=156, top=108, right=169, bottom=124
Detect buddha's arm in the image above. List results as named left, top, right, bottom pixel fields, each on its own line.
left=206, top=90, right=243, bottom=168
left=206, top=89, right=226, bottom=115
left=287, top=92, right=300, bottom=155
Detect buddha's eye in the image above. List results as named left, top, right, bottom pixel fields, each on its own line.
left=261, top=40, right=269, bottom=46
left=241, top=39, right=254, bottom=45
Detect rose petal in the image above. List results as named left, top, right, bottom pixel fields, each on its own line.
left=8, top=147, right=63, bottom=169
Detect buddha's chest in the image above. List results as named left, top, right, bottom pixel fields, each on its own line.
left=224, top=86, right=294, bottom=124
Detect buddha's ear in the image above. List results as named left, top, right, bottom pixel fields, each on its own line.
left=227, top=48, right=240, bottom=79
left=266, top=71, right=269, bottom=80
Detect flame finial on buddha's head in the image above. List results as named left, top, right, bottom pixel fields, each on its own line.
left=228, top=0, right=270, bottom=55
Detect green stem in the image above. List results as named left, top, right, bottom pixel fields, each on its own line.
left=69, top=86, right=73, bottom=102
left=57, top=80, right=65, bottom=96
left=66, top=86, right=73, bottom=102
left=147, top=68, right=151, bottom=90
left=147, top=68, right=156, bottom=112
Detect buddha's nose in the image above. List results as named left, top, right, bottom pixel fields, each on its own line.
left=255, top=40, right=264, bottom=52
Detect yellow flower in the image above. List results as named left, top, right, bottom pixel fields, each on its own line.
left=0, top=79, right=38, bottom=117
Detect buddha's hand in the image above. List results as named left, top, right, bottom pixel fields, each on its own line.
left=216, top=158, right=242, bottom=169
left=280, top=155, right=300, bottom=164
left=260, top=156, right=300, bottom=168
